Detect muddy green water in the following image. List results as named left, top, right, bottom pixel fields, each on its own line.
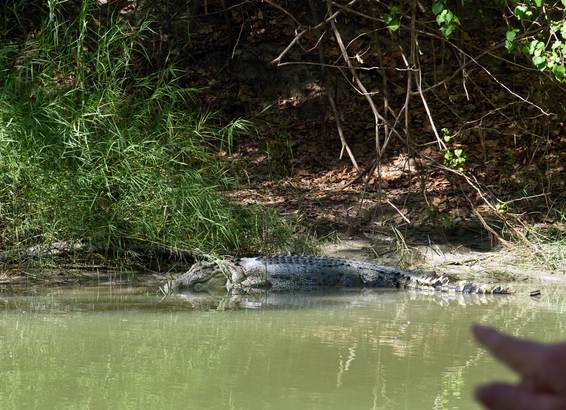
left=1, top=287, right=565, bottom=410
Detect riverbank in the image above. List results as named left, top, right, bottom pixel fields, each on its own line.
left=1, top=230, right=564, bottom=292
left=321, top=234, right=566, bottom=287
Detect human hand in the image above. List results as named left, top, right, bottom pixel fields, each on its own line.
left=473, top=324, right=566, bottom=410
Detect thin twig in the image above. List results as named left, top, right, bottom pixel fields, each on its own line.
left=308, top=0, right=359, bottom=172
left=327, top=92, right=359, bottom=172
left=270, top=0, right=359, bottom=65
left=328, top=1, right=382, bottom=160
left=416, top=69, right=448, bottom=150
left=386, top=199, right=411, bottom=224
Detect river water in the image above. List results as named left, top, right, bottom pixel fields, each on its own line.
left=0, top=286, right=565, bottom=410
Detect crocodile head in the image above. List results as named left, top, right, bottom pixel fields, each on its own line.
left=166, top=261, right=233, bottom=293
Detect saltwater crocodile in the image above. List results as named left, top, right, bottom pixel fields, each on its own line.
left=164, top=255, right=523, bottom=295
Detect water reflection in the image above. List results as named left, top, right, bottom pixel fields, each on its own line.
left=0, top=286, right=565, bottom=409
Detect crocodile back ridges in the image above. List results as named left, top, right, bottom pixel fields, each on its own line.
left=247, top=255, right=411, bottom=274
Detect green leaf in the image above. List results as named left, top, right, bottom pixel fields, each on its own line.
left=441, top=24, right=454, bottom=38
left=514, top=5, right=527, bottom=19
left=442, top=216, right=452, bottom=228
left=505, top=30, right=519, bottom=52
left=495, top=203, right=507, bottom=214
left=384, top=13, right=393, bottom=24
left=528, top=40, right=542, bottom=55
left=437, top=10, right=454, bottom=25
left=532, top=0, right=542, bottom=6
left=432, top=2, right=444, bottom=15
left=391, top=6, right=399, bottom=14
left=388, top=20, right=400, bottom=31
left=552, top=65, right=566, bottom=81
left=532, top=55, right=546, bottom=70
left=533, top=42, right=545, bottom=56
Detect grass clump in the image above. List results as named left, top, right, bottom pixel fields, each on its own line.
left=0, top=1, right=298, bottom=259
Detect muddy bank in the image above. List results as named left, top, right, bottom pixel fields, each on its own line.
left=321, top=233, right=566, bottom=287
left=1, top=234, right=564, bottom=291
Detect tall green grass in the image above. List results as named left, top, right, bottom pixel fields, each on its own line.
left=0, top=1, right=297, bottom=258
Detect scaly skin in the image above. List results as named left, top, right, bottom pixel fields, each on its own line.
left=164, top=255, right=513, bottom=294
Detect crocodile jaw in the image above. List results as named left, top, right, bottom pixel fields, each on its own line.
left=193, top=275, right=230, bottom=291
left=169, top=261, right=231, bottom=292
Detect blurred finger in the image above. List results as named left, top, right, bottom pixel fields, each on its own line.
left=517, top=378, right=536, bottom=391
left=472, top=325, right=544, bottom=375
left=476, top=383, right=566, bottom=410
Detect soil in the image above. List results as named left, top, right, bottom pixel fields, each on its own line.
left=319, top=234, right=566, bottom=289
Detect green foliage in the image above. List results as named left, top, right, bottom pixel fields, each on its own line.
left=441, top=127, right=451, bottom=143
left=505, top=29, right=519, bottom=52
left=508, top=0, right=566, bottom=82
left=432, top=1, right=460, bottom=38
left=443, top=149, right=467, bottom=171
left=441, top=128, right=467, bottom=171
left=0, top=1, right=297, bottom=257
left=426, top=0, right=566, bottom=81
left=384, top=6, right=400, bottom=32
left=434, top=212, right=453, bottom=228
left=513, top=4, right=533, bottom=20
left=495, top=203, right=508, bottom=214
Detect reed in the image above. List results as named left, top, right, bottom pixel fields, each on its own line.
left=0, top=0, right=300, bottom=260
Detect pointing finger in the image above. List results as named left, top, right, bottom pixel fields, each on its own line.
left=472, top=325, right=545, bottom=376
